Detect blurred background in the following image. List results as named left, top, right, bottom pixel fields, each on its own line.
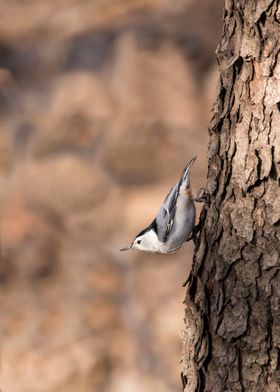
left=0, top=0, right=223, bottom=391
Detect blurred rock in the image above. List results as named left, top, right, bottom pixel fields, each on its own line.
left=32, top=73, right=113, bottom=157
left=0, top=0, right=223, bottom=391
left=66, top=30, right=116, bottom=72
left=0, top=130, right=14, bottom=174
left=100, top=32, right=201, bottom=184
left=0, top=67, right=18, bottom=113
left=0, top=194, right=63, bottom=280
left=102, top=120, right=190, bottom=184
left=13, top=156, right=110, bottom=212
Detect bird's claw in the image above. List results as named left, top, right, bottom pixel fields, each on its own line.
left=193, top=187, right=209, bottom=203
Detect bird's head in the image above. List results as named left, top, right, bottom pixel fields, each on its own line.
left=120, top=227, right=159, bottom=253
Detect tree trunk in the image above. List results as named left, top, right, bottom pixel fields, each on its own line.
left=181, top=1, right=280, bottom=391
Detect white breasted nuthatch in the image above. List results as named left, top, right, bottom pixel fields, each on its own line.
left=121, top=157, right=198, bottom=254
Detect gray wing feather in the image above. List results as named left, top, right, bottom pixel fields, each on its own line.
left=155, top=183, right=179, bottom=242
left=154, top=157, right=196, bottom=243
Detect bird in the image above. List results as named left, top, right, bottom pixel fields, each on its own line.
left=120, top=156, right=197, bottom=254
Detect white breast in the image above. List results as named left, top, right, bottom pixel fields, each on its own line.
left=143, top=229, right=165, bottom=253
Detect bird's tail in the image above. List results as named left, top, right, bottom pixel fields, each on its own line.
left=180, top=156, right=196, bottom=189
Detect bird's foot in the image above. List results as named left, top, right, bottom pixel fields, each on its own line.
left=193, top=187, right=209, bottom=203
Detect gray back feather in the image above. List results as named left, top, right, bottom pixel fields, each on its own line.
left=155, top=157, right=196, bottom=242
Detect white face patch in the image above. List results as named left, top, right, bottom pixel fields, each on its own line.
left=133, top=230, right=164, bottom=253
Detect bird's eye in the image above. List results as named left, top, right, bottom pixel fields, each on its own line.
left=137, top=240, right=141, bottom=244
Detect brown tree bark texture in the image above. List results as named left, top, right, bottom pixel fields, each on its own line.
left=182, top=1, right=280, bottom=391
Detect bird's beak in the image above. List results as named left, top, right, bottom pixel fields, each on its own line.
left=120, top=245, right=132, bottom=251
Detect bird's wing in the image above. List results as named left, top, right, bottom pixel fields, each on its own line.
left=154, top=183, right=180, bottom=242
left=154, top=157, right=196, bottom=243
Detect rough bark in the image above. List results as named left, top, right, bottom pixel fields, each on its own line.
left=181, top=1, right=280, bottom=391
